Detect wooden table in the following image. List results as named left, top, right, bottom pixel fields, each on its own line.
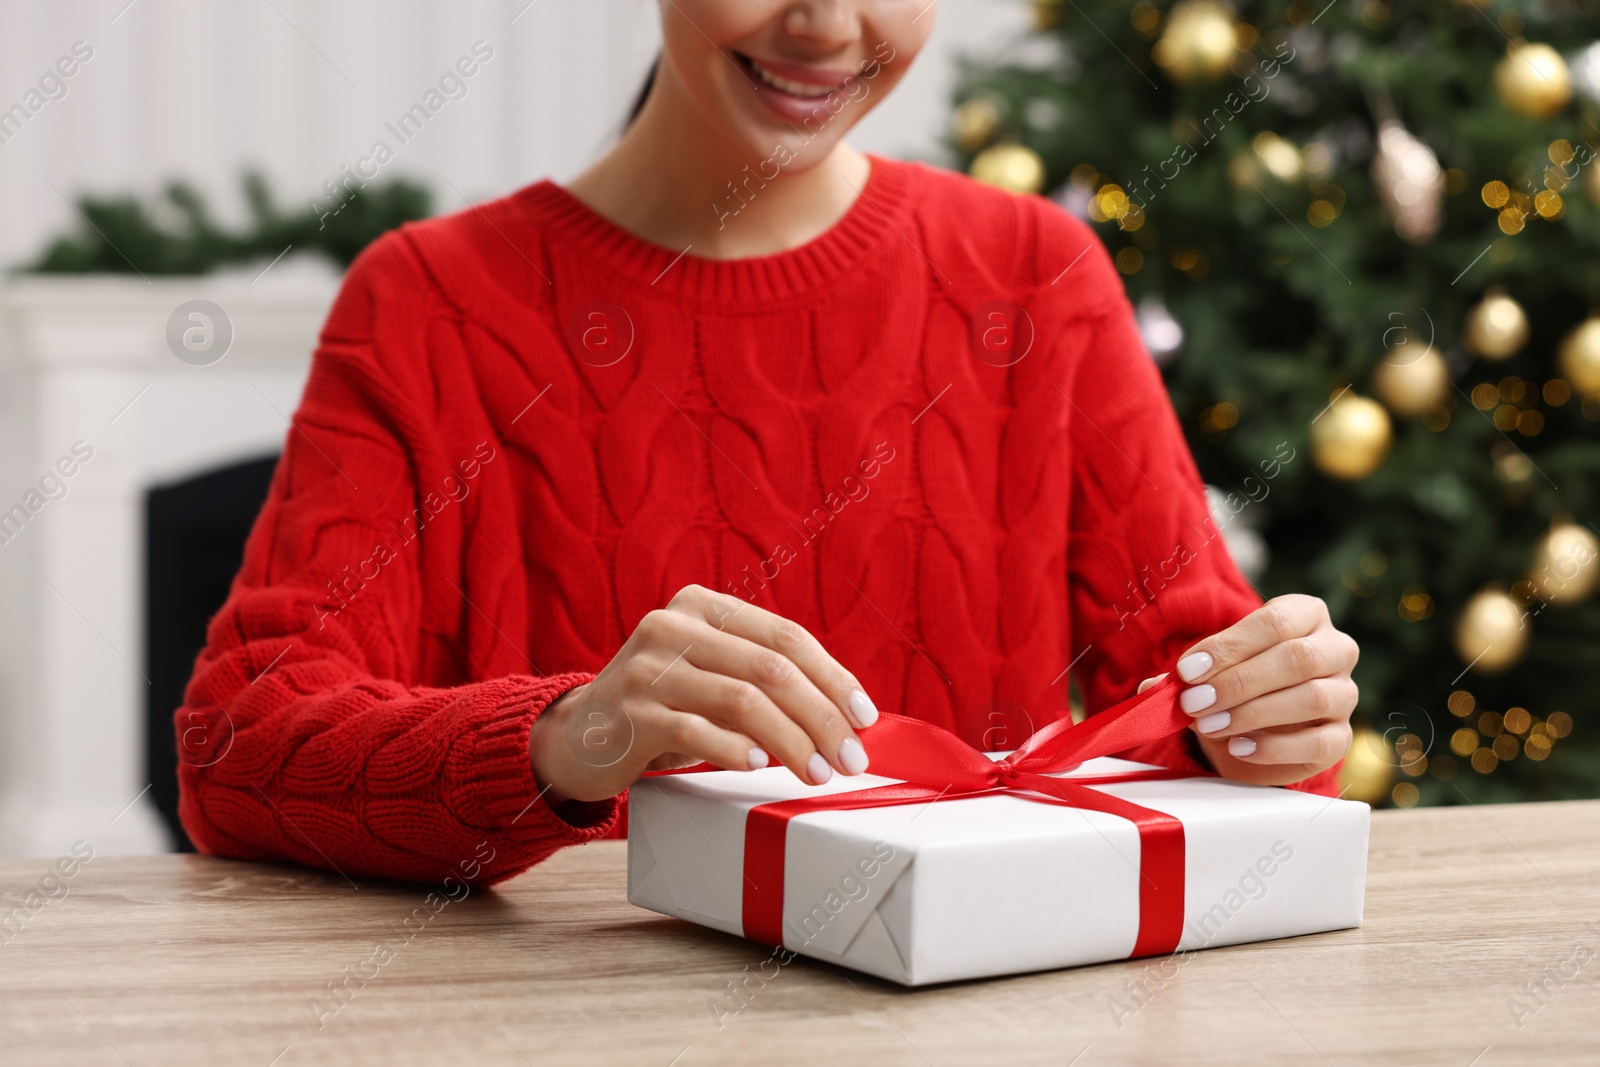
left=1, top=801, right=1596, bottom=1066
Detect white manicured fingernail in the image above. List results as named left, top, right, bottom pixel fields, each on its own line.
left=1181, top=684, right=1217, bottom=714
left=1228, top=736, right=1257, bottom=758
left=806, top=751, right=833, bottom=785
left=1196, top=711, right=1231, bottom=735
left=848, top=690, right=879, bottom=728
left=747, top=747, right=769, bottom=770
left=839, top=737, right=869, bottom=775
left=1177, top=652, right=1213, bottom=682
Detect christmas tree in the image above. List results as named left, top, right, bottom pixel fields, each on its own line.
left=952, top=0, right=1600, bottom=806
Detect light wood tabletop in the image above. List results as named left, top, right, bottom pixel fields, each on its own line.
left=1, top=800, right=1596, bottom=1066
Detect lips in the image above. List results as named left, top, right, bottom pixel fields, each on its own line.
left=739, top=53, right=851, bottom=98
left=731, top=51, right=865, bottom=123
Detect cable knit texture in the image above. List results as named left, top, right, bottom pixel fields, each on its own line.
left=176, top=156, right=1338, bottom=887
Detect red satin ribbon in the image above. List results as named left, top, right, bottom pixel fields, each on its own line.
left=738, top=674, right=1204, bottom=958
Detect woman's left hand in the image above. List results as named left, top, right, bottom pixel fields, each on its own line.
left=1137, top=594, right=1359, bottom=786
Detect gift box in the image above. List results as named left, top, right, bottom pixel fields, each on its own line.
left=626, top=677, right=1370, bottom=986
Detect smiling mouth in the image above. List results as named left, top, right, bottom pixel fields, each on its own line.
left=733, top=51, right=852, bottom=100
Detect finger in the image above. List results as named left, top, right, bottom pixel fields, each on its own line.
left=645, top=752, right=705, bottom=773
left=1174, top=594, right=1327, bottom=682
left=1188, top=676, right=1357, bottom=740
left=681, top=622, right=864, bottom=778
left=1181, top=626, right=1356, bottom=716
left=630, top=607, right=857, bottom=780
left=640, top=706, right=769, bottom=774
left=649, top=658, right=830, bottom=783
left=668, top=585, right=878, bottom=728
left=1219, top=720, right=1352, bottom=767
left=1137, top=673, right=1169, bottom=694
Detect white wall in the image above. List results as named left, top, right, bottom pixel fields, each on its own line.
left=0, top=0, right=1028, bottom=272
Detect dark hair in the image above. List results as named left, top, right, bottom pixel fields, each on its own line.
left=626, top=55, right=659, bottom=128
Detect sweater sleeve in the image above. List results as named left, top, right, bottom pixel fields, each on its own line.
left=1059, top=266, right=1339, bottom=796
left=175, top=234, right=618, bottom=885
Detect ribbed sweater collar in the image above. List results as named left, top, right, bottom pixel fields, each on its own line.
left=514, top=154, right=914, bottom=306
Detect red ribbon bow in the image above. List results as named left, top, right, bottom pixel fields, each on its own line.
left=739, top=674, right=1204, bottom=957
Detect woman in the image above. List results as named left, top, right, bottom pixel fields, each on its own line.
left=177, top=0, right=1358, bottom=884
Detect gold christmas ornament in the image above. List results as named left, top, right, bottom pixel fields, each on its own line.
left=1454, top=588, right=1529, bottom=674
left=1529, top=522, right=1600, bottom=605
left=1226, top=152, right=1264, bottom=191
left=952, top=96, right=1003, bottom=155
left=1371, top=120, right=1444, bottom=244
left=1493, top=444, right=1535, bottom=486
left=1312, top=393, right=1392, bottom=480
left=1493, top=41, right=1573, bottom=119
left=969, top=143, right=1046, bottom=196
left=1253, top=131, right=1302, bottom=183
left=1373, top=343, right=1449, bottom=417
left=1031, top=0, right=1065, bottom=31
left=1337, top=726, right=1396, bottom=806
left=1463, top=289, right=1529, bottom=360
left=1558, top=318, right=1600, bottom=395
left=1154, top=1, right=1238, bottom=84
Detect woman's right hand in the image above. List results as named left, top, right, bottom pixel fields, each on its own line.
left=528, top=585, right=879, bottom=803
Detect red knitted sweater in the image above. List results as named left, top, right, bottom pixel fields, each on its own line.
left=176, top=156, right=1335, bottom=885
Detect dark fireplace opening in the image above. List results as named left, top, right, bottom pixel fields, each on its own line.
left=145, top=455, right=279, bottom=851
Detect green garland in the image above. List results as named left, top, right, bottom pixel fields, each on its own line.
left=21, top=171, right=430, bottom=275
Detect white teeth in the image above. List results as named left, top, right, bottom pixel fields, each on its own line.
left=747, top=58, right=841, bottom=99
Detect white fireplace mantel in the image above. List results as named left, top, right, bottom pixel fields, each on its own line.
left=0, top=267, right=338, bottom=858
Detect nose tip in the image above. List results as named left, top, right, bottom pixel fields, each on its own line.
left=783, top=5, right=861, bottom=50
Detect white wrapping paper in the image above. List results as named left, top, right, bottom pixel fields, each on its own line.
left=627, top=755, right=1369, bottom=986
